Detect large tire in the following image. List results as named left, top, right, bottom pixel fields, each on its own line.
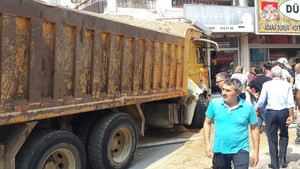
left=88, top=113, right=138, bottom=169
left=75, top=112, right=105, bottom=169
left=16, top=130, right=86, bottom=169
left=185, top=94, right=207, bottom=129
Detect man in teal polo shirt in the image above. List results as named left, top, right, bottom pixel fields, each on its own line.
left=203, top=78, right=260, bottom=169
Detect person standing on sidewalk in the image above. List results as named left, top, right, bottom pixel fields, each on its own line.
left=248, top=65, right=257, bottom=82
left=215, top=72, right=230, bottom=90
left=257, top=66, right=294, bottom=169
left=204, top=78, right=260, bottom=169
left=246, top=66, right=272, bottom=130
left=231, top=66, right=248, bottom=100
left=294, top=63, right=300, bottom=144
left=264, top=62, right=273, bottom=79
left=274, top=62, right=294, bottom=85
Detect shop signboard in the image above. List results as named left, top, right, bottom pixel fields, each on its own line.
left=255, top=0, right=300, bottom=34
left=184, top=5, right=254, bottom=33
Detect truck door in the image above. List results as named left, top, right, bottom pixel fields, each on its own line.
left=188, top=44, right=209, bottom=95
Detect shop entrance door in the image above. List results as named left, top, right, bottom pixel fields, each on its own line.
left=210, top=50, right=239, bottom=94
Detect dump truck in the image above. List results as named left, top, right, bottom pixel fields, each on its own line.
left=0, top=1, right=218, bottom=169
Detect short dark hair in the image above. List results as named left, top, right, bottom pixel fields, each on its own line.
left=224, top=78, right=243, bottom=93
left=254, top=66, right=263, bottom=74
left=263, top=62, right=273, bottom=70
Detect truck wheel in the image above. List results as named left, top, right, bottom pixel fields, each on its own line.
left=16, top=130, right=86, bottom=169
left=185, top=94, right=207, bottom=129
left=75, top=112, right=103, bottom=147
left=88, top=113, right=138, bottom=169
left=75, top=112, right=104, bottom=169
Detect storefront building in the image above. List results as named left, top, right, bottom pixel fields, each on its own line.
left=184, top=4, right=253, bottom=94
left=252, top=0, right=300, bottom=70
left=249, top=35, right=300, bottom=67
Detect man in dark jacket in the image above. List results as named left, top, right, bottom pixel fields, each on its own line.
left=246, top=66, right=272, bottom=129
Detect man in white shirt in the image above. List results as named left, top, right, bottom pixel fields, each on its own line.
left=257, top=66, right=294, bottom=169
left=231, top=66, right=248, bottom=100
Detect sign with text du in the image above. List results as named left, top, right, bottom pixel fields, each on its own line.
left=256, top=0, right=300, bottom=34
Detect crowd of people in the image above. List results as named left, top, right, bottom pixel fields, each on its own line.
left=203, top=57, right=300, bottom=169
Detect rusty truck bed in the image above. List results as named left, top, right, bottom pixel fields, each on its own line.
left=0, top=0, right=188, bottom=126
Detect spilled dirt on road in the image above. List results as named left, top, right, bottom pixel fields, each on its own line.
left=147, top=124, right=300, bottom=169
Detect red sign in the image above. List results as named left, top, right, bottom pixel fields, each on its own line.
left=216, top=52, right=233, bottom=63
left=261, top=1, right=279, bottom=21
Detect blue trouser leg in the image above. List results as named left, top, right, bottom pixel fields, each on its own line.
left=278, top=109, right=289, bottom=161
left=212, top=149, right=249, bottom=169
left=257, top=118, right=263, bottom=129
left=265, top=109, right=289, bottom=169
left=266, top=109, right=280, bottom=168
left=232, top=149, right=249, bottom=169
left=259, top=105, right=267, bottom=129
left=258, top=104, right=267, bottom=130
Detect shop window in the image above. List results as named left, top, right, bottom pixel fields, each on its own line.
left=250, top=48, right=268, bottom=66
left=249, top=34, right=292, bottom=44
left=269, top=49, right=300, bottom=65
left=210, top=50, right=238, bottom=94
left=211, top=37, right=238, bottom=48
left=295, top=36, right=300, bottom=44
left=117, top=0, right=156, bottom=9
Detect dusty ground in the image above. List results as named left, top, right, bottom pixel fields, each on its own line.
left=146, top=124, right=300, bottom=169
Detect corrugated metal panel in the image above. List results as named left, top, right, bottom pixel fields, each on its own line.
left=0, top=0, right=189, bottom=126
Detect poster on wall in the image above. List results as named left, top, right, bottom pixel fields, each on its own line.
left=256, top=0, right=300, bottom=34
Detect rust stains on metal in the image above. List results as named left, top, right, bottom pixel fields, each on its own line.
left=0, top=0, right=197, bottom=127
left=0, top=90, right=186, bottom=125
left=1, top=15, right=29, bottom=105
left=64, top=26, right=76, bottom=96
left=8, top=116, right=28, bottom=123
left=41, top=22, right=55, bottom=98
left=14, top=17, right=29, bottom=101
left=76, top=29, right=93, bottom=95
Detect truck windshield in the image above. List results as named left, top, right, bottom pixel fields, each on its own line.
left=196, top=47, right=204, bottom=64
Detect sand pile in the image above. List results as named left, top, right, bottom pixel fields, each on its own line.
left=100, top=14, right=194, bottom=37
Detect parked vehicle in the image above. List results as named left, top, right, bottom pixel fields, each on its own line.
left=0, top=1, right=217, bottom=169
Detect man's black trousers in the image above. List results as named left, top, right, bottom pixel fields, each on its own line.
left=265, top=109, right=289, bottom=169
